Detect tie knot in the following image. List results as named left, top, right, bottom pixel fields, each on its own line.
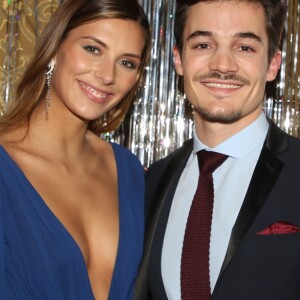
left=197, top=150, right=228, bottom=173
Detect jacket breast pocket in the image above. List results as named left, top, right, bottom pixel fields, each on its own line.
left=215, top=233, right=300, bottom=300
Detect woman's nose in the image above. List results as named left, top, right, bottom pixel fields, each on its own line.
left=95, top=62, right=116, bottom=85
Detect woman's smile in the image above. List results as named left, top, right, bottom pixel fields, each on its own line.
left=78, top=80, right=114, bottom=104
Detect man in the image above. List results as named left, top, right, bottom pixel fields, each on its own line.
left=134, top=0, right=300, bottom=299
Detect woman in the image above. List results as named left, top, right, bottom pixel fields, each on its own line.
left=0, top=0, right=150, bottom=299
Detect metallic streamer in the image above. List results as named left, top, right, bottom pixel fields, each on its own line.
left=127, top=0, right=300, bottom=167
left=275, top=0, right=300, bottom=136
left=1, top=0, right=299, bottom=167
left=127, top=0, right=192, bottom=167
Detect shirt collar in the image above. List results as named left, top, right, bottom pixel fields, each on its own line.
left=193, top=112, right=269, bottom=159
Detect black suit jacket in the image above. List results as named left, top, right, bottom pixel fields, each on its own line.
left=134, top=121, right=300, bottom=300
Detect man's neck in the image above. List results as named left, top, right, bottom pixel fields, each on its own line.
left=194, top=111, right=263, bottom=148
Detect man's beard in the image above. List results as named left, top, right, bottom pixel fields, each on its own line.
left=190, top=71, right=250, bottom=124
left=194, top=105, right=243, bottom=124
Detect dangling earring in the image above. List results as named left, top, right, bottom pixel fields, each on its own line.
left=102, top=113, right=108, bottom=127
left=45, top=59, right=55, bottom=119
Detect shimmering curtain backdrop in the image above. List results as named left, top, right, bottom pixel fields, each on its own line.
left=1, top=0, right=299, bottom=167
left=0, top=0, right=60, bottom=113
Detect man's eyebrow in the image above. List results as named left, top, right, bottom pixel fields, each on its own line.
left=233, top=32, right=263, bottom=43
left=186, top=30, right=263, bottom=43
left=187, top=30, right=212, bottom=41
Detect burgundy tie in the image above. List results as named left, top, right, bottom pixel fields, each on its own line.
left=181, top=150, right=228, bottom=300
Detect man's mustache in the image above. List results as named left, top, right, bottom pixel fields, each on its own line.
left=193, top=71, right=250, bottom=85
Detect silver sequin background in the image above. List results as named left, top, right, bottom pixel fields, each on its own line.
left=126, top=0, right=300, bottom=167
left=1, top=0, right=300, bottom=167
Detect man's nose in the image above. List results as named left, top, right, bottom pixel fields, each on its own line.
left=208, top=48, right=239, bottom=74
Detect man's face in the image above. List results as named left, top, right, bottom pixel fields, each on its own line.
left=174, top=1, right=281, bottom=128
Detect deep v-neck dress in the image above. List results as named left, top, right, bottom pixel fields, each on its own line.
left=0, top=143, right=145, bottom=300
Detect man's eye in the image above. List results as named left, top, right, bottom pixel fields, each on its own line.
left=239, top=45, right=254, bottom=52
left=196, top=43, right=210, bottom=49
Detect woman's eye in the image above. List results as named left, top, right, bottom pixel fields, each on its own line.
left=83, top=45, right=100, bottom=55
left=119, top=60, right=137, bottom=70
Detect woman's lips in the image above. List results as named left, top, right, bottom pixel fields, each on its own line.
left=78, top=80, right=113, bottom=103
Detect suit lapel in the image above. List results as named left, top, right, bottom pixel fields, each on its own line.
left=134, top=139, right=193, bottom=300
left=215, top=121, right=288, bottom=289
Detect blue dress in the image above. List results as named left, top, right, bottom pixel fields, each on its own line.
left=0, top=143, right=145, bottom=300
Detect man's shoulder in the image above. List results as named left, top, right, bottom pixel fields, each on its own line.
left=151, top=139, right=193, bottom=167
left=267, top=120, right=300, bottom=150
left=266, top=121, right=300, bottom=169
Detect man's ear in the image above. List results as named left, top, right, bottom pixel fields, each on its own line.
left=173, top=46, right=184, bottom=76
left=266, top=50, right=282, bottom=82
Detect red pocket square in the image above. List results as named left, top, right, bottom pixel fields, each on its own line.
left=256, top=221, right=300, bottom=235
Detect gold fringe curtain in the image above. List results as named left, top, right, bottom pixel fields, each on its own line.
left=0, top=0, right=60, bottom=115
left=0, top=0, right=299, bottom=167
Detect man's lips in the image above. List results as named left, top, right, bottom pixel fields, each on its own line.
left=202, top=81, right=243, bottom=89
left=194, top=71, right=250, bottom=87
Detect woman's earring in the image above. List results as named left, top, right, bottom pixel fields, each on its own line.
left=45, top=59, right=55, bottom=119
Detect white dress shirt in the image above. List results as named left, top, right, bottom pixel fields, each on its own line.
left=161, top=113, right=269, bottom=299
